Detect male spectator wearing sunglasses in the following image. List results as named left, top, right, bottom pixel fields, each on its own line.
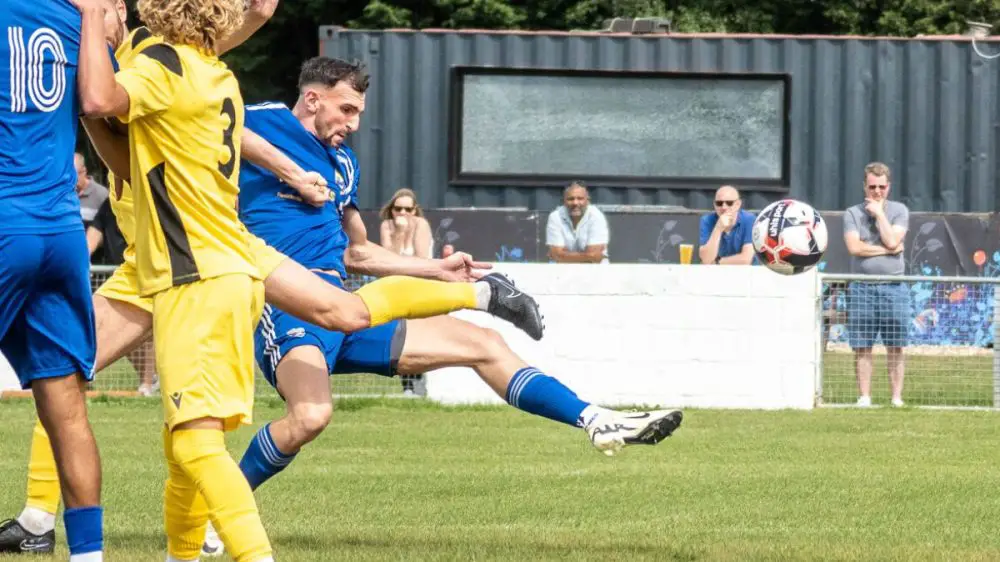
left=698, top=185, right=755, bottom=265
left=843, top=161, right=909, bottom=408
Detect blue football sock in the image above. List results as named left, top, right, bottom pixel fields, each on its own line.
left=505, top=367, right=591, bottom=427
left=64, top=506, right=103, bottom=556
left=238, top=423, right=296, bottom=491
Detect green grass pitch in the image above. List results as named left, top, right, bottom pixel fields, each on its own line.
left=3, top=397, right=1000, bottom=561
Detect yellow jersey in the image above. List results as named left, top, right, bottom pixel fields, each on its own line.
left=115, top=37, right=257, bottom=296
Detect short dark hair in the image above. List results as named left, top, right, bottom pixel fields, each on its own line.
left=297, top=57, right=370, bottom=94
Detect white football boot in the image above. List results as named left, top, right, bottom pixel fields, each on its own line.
left=586, top=409, right=683, bottom=456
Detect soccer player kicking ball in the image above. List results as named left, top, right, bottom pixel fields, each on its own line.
left=231, top=56, right=684, bottom=512
left=0, top=2, right=543, bottom=558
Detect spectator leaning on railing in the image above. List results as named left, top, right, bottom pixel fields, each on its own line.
left=698, top=185, right=755, bottom=265
left=843, top=161, right=910, bottom=408
left=546, top=181, right=610, bottom=264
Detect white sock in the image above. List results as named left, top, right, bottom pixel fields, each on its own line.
left=70, top=552, right=103, bottom=562
left=578, top=405, right=608, bottom=428
left=473, top=281, right=491, bottom=311
left=166, top=555, right=198, bottom=562
left=18, top=506, right=56, bottom=535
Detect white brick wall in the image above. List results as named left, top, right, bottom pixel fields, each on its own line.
left=425, top=263, right=821, bottom=410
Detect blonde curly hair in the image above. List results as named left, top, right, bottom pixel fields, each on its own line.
left=137, top=0, right=244, bottom=53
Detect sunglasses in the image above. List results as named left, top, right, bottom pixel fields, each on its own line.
left=867, top=184, right=888, bottom=191
left=714, top=200, right=738, bottom=207
left=393, top=205, right=415, bottom=213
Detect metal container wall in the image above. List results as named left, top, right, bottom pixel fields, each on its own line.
left=319, top=28, right=1000, bottom=213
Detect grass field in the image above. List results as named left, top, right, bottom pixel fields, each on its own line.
left=89, top=349, right=1000, bottom=409
left=821, top=351, right=995, bottom=407
left=3, top=397, right=1000, bottom=561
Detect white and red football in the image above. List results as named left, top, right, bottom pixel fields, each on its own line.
left=751, top=199, right=828, bottom=275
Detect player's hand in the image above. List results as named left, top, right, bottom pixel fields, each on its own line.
left=287, top=171, right=329, bottom=208
left=889, top=243, right=904, bottom=255
left=247, top=0, right=279, bottom=19
left=438, top=252, right=492, bottom=282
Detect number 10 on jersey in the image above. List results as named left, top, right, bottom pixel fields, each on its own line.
left=7, top=26, right=69, bottom=113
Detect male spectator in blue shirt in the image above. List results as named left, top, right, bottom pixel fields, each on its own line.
left=698, top=185, right=755, bottom=265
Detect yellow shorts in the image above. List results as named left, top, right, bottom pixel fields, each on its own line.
left=94, top=258, right=153, bottom=314
left=248, top=234, right=287, bottom=280
left=154, top=274, right=265, bottom=432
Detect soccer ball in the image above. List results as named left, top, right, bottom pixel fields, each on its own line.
left=751, top=199, right=828, bottom=275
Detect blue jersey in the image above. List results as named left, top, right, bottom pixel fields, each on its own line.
left=0, top=1, right=83, bottom=234
left=239, top=102, right=359, bottom=278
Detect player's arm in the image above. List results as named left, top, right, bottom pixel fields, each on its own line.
left=217, top=0, right=279, bottom=55
left=241, top=128, right=329, bottom=207
left=343, top=207, right=447, bottom=279
left=74, top=3, right=130, bottom=118
left=343, top=208, right=488, bottom=282
left=80, top=118, right=130, bottom=180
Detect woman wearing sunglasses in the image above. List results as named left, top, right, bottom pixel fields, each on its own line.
left=379, top=187, right=433, bottom=259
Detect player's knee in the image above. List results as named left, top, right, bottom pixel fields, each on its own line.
left=290, top=402, right=333, bottom=444
left=470, top=326, right=510, bottom=362
left=317, top=295, right=371, bottom=333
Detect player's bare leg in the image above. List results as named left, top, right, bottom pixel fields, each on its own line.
left=394, top=317, right=682, bottom=456
left=267, top=347, right=334, bottom=455
left=252, top=316, right=680, bottom=466
left=263, top=258, right=544, bottom=340
left=31, top=377, right=101, bottom=509
left=93, top=295, right=153, bottom=371
left=24, top=376, right=104, bottom=556
left=2, top=296, right=151, bottom=554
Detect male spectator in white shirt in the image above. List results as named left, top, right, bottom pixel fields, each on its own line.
left=546, top=182, right=610, bottom=264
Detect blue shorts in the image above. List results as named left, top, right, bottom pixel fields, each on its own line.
left=254, top=272, right=405, bottom=392
left=847, top=282, right=910, bottom=349
left=0, top=232, right=96, bottom=388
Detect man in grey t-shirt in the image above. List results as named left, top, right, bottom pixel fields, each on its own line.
left=843, top=162, right=910, bottom=408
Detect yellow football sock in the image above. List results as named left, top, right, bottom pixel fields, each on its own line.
left=163, top=427, right=209, bottom=561
left=355, top=276, right=477, bottom=327
left=171, top=428, right=272, bottom=562
left=26, top=420, right=61, bottom=515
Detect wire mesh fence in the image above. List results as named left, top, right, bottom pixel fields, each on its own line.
left=87, top=265, right=418, bottom=398
left=818, top=273, right=1000, bottom=409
